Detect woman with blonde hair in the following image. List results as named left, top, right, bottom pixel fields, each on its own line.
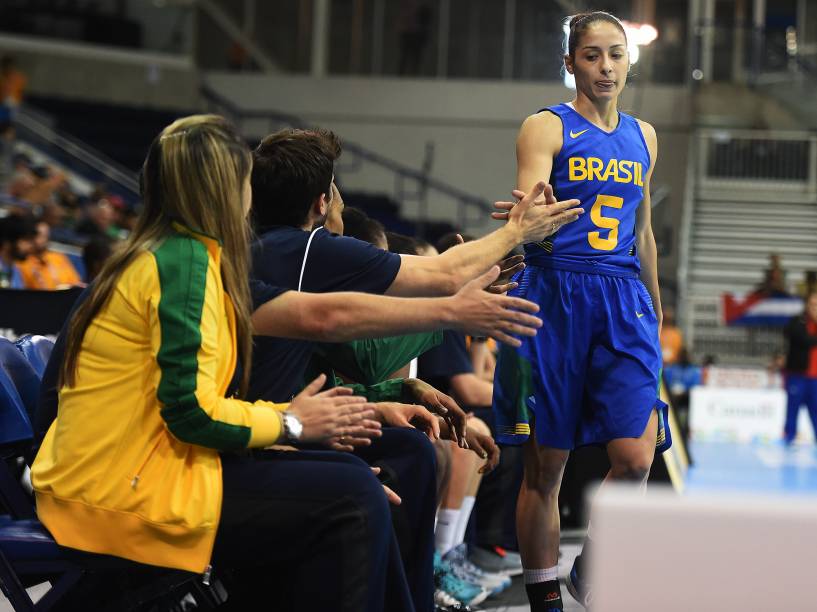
left=31, top=115, right=408, bottom=611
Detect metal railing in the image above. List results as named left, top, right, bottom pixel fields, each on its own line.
left=684, top=295, right=784, bottom=366
left=201, top=84, right=493, bottom=234
left=696, top=129, right=817, bottom=197
left=15, top=106, right=140, bottom=203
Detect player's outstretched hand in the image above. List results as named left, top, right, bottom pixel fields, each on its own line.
left=374, top=402, right=441, bottom=441
left=488, top=253, right=526, bottom=294
left=403, top=378, right=468, bottom=447
left=451, top=266, right=542, bottom=347
left=493, top=181, right=583, bottom=242
left=288, top=375, right=382, bottom=448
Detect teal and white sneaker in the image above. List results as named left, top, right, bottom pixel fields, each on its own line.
left=434, top=551, right=491, bottom=607
left=468, top=545, right=523, bottom=577
left=565, top=553, right=593, bottom=609
left=443, top=543, right=511, bottom=594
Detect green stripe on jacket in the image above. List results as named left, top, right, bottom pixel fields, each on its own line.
left=155, top=234, right=251, bottom=450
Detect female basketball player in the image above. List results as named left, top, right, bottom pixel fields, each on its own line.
left=492, top=11, right=670, bottom=611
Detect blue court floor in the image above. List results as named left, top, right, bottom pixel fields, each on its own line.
left=684, top=439, right=817, bottom=497
left=483, top=439, right=817, bottom=611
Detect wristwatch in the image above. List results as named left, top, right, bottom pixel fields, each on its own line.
left=282, top=411, right=303, bottom=444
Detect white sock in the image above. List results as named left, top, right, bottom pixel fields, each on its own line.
left=524, top=566, right=559, bottom=584
left=453, top=496, right=475, bottom=546
left=435, top=508, right=461, bottom=556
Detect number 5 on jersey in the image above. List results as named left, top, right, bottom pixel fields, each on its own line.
left=587, top=194, right=624, bottom=251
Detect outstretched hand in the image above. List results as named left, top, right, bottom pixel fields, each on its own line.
left=492, top=182, right=583, bottom=243
left=451, top=266, right=542, bottom=347
left=403, top=378, right=467, bottom=447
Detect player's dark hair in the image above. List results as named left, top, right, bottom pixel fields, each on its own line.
left=566, top=11, right=627, bottom=58
left=386, top=231, right=419, bottom=256
left=436, top=232, right=474, bottom=254
left=341, top=206, right=386, bottom=246
left=251, top=128, right=341, bottom=232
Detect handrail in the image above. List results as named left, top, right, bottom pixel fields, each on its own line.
left=676, top=129, right=698, bottom=339
left=200, top=84, right=493, bottom=231
left=15, top=106, right=140, bottom=198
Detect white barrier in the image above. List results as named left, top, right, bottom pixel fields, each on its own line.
left=690, top=386, right=815, bottom=443
left=592, top=485, right=817, bottom=611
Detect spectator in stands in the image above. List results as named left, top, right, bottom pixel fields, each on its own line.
left=75, top=197, right=117, bottom=238
left=81, top=234, right=113, bottom=282
left=17, top=219, right=81, bottom=289
left=660, top=305, right=684, bottom=365
left=0, top=213, right=36, bottom=288
left=0, top=118, right=13, bottom=192
left=30, top=115, right=407, bottom=612
left=797, top=270, right=817, bottom=300
left=0, top=55, right=26, bottom=117
left=663, top=346, right=700, bottom=447
left=753, top=253, right=790, bottom=298
left=782, top=291, right=817, bottom=445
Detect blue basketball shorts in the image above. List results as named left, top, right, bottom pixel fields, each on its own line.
left=492, top=265, right=669, bottom=450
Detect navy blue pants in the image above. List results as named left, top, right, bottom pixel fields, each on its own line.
left=469, top=406, right=523, bottom=551
left=214, top=449, right=414, bottom=612
left=784, top=374, right=817, bottom=442
left=354, top=427, right=437, bottom=612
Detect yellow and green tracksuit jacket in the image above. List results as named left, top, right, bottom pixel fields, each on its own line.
left=31, top=224, right=288, bottom=573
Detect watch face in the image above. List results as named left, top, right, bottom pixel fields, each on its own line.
left=286, top=414, right=303, bottom=440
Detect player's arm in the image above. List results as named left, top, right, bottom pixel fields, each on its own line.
left=449, top=373, right=494, bottom=407
left=636, top=120, right=663, bottom=331
left=386, top=115, right=580, bottom=298
left=251, top=268, right=543, bottom=347
left=516, top=111, right=562, bottom=193
left=492, top=112, right=569, bottom=223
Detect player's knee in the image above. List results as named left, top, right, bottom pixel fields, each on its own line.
left=467, top=415, right=491, bottom=437
left=524, top=460, right=566, bottom=494
left=610, top=456, right=653, bottom=482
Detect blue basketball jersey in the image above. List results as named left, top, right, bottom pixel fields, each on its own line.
left=523, top=103, right=651, bottom=275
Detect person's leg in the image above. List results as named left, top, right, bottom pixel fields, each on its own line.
left=470, top=406, right=524, bottom=553
left=803, top=377, right=817, bottom=441
left=517, top=437, right=570, bottom=612
left=355, top=427, right=437, bottom=612
left=784, top=374, right=805, bottom=443
left=213, top=450, right=413, bottom=612
left=437, top=417, right=490, bottom=557
left=604, top=409, right=659, bottom=487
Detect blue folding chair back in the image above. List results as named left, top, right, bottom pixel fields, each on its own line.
left=14, top=336, right=55, bottom=381
left=0, top=338, right=41, bottom=428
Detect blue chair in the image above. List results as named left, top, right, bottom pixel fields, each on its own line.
left=14, top=336, right=54, bottom=380
left=0, top=339, right=42, bottom=428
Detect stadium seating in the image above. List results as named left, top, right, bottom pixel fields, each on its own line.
left=0, top=339, right=41, bottom=430
left=14, top=337, right=54, bottom=381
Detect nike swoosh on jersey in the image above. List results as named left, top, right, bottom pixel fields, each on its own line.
left=636, top=312, right=645, bottom=318
left=569, top=129, right=589, bottom=139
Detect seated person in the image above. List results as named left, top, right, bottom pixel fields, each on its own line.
left=17, top=219, right=81, bottom=289
left=31, top=115, right=410, bottom=612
